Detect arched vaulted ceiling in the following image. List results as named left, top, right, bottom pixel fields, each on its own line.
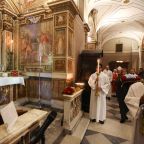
left=3, top=0, right=144, bottom=46
left=85, top=0, right=144, bottom=46
left=4, top=0, right=52, bottom=15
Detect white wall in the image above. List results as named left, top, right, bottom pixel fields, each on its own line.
left=103, top=37, right=139, bottom=53
left=102, top=37, right=139, bottom=72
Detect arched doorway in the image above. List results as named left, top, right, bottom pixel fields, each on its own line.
left=109, top=61, right=129, bottom=71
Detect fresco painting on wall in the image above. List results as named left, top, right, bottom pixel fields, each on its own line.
left=68, top=29, right=73, bottom=57
left=5, top=31, right=13, bottom=52
left=54, top=28, right=66, bottom=56
left=0, top=12, right=2, bottom=30
left=20, top=23, right=53, bottom=65
left=4, top=31, right=14, bottom=70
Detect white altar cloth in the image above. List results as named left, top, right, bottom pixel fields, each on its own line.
left=0, top=77, right=25, bottom=86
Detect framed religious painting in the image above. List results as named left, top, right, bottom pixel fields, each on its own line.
left=54, top=12, right=67, bottom=27
left=87, top=42, right=96, bottom=50
left=0, top=32, right=1, bottom=68
left=0, top=11, right=2, bottom=64
left=54, top=28, right=66, bottom=56
left=68, top=59, right=73, bottom=73
left=19, top=20, right=53, bottom=72
left=2, top=30, right=13, bottom=71
left=5, top=31, right=13, bottom=52
left=68, top=13, right=74, bottom=29
left=0, top=12, right=2, bottom=30
left=68, top=29, right=73, bottom=57
left=53, top=58, right=66, bottom=72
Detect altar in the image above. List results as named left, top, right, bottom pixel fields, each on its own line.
left=0, top=77, right=24, bottom=86
left=0, top=77, right=25, bottom=105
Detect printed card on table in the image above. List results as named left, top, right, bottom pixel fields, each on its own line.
left=0, top=101, right=18, bottom=132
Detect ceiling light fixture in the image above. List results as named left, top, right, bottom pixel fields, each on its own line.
left=122, top=0, right=130, bottom=4
left=116, top=60, right=123, bottom=63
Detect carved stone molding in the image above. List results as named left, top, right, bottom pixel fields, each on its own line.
left=48, top=0, right=79, bottom=16
left=0, top=0, right=6, bottom=7
left=3, top=13, right=13, bottom=24
left=63, top=89, right=83, bottom=132
left=3, top=22, right=13, bottom=31
left=19, top=12, right=53, bottom=26
left=0, top=5, right=17, bottom=19
left=69, top=13, right=74, bottom=29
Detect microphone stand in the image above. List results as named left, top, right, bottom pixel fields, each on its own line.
left=38, top=55, right=42, bottom=109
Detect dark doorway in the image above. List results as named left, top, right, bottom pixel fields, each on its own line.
left=109, top=61, right=129, bottom=71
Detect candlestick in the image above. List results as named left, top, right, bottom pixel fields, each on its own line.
left=97, top=58, right=100, bottom=73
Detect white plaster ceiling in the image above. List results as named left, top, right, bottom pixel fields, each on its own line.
left=86, top=0, right=144, bottom=46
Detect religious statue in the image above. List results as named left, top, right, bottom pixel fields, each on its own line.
left=88, top=9, right=98, bottom=42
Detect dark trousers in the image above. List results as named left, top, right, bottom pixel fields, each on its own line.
left=81, top=89, right=91, bottom=113
left=116, top=86, right=129, bottom=119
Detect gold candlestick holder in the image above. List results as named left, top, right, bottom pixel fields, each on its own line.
left=95, top=73, right=99, bottom=96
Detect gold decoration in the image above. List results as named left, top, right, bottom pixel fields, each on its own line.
left=95, top=73, right=99, bottom=96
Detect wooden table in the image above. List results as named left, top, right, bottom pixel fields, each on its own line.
left=0, top=109, right=48, bottom=144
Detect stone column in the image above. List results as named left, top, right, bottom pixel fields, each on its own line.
left=13, top=20, right=19, bottom=70
left=0, top=2, right=16, bottom=71
left=139, top=45, right=142, bottom=68
left=49, top=0, right=81, bottom=101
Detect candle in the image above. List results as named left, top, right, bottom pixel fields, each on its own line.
left=97, top=58, right=100, bottom=73
left=10, top=40, right=13, bottom=52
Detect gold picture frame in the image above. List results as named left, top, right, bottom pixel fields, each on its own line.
left=54, top=12, right=67, bottom=27
left=53, top=58, right=66, bottom=72
left=54, top=28, right=66, bottom=56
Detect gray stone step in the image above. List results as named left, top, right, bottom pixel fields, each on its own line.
left=72, top=117, right=90, bottom=140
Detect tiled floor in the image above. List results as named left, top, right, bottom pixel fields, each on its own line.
left=81, top=97, right=134, bottom=144
left=23, top=102, right=65, bottom=144
left=24, top=97, right=134, bottom=144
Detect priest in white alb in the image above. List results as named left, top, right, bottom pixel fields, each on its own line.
left=88, top=63, right=110, bottom=124
left=125, top=81, right=144, bottom=118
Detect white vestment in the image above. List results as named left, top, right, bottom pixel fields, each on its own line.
left=125, top=82, right=144, bottom=118
left=88, top=71, right=110, bottom=122
left=103, top=69, right=113, bottom=97
left=132, top=105, right=144, bottom=144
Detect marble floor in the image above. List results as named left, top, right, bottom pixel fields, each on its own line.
left=81, top=97, right=134, bottom=144
left=23, top=96, right=134, bottom=144
left=23, top=102, right=65, bottom=144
